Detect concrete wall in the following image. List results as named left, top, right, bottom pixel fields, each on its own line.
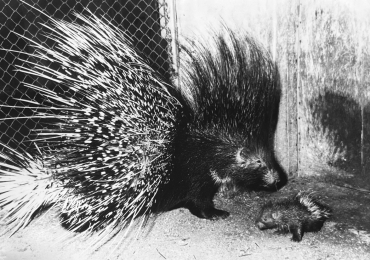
left=176, top=0, right=274, bottom=40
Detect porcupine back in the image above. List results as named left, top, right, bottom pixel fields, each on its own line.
left=0, top=12, right=182, bottom=233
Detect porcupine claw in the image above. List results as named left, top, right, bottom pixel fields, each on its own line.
left=187, top=201, right=230, bottom=220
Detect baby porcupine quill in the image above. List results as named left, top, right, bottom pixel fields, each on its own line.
left=0, top=10, right=287, bottom=237
left=256, top=191, right=332, bottom=242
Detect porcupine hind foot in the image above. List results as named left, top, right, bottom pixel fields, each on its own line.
left=159, top=171, right=230, bottom=220
left=184, top=181, right=230, bottom=220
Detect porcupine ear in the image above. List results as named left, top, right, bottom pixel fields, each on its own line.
left=235, top=148, right=247, bottom=165
left=272, top=212, right=281, bottom=220
left=236, top=148, right=263, bottom=169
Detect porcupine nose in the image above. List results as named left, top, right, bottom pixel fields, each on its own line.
left=256, top=221, right=266, bottom=230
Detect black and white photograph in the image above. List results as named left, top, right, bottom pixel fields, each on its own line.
left=0, top=0, right=369, bottom=259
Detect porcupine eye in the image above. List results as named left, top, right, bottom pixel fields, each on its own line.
left=236, top=148, right=247, bottom=164
left=256, top=159, right=262, bottom=167
left=237, top=148, right=258, bottom=168
left=237, top=148, right=266, bottom=171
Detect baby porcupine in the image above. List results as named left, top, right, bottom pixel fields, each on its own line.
left=0, top=8, right=287, bottom=236
left=256, top=191, right=332, bottom=242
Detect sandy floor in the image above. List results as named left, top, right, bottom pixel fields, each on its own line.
left=1, top=176, right=370, bottom=260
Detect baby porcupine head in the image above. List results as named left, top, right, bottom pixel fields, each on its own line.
left=256, top=200, right=287, bottom=231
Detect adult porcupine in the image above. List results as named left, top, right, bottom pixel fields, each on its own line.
left=154, top=30, right=287, bottom=219
left=0, top=11, right=286, bottom=235
left=255, top=191, right=332, bottom=242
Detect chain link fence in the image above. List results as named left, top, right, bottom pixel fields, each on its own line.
left=0, top=0, right=177, bottom=153
left=2, top=0, right=369, bottom=177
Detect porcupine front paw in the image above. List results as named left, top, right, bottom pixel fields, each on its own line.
left=291, top=228, right=303, bottom=242
left=187, top=201, right=230, bottom=220
left=202, top=207, right=230, bottom=220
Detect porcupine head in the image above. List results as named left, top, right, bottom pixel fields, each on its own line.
left=256, top=200, right=285, bottom=230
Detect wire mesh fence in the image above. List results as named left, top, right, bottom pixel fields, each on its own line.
left=0, top=0, right=177, bottom=153
left=1, top=0, right=369, bottom=176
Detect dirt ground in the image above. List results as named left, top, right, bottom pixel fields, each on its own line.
left=1, top=172, right=370, bottom=260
